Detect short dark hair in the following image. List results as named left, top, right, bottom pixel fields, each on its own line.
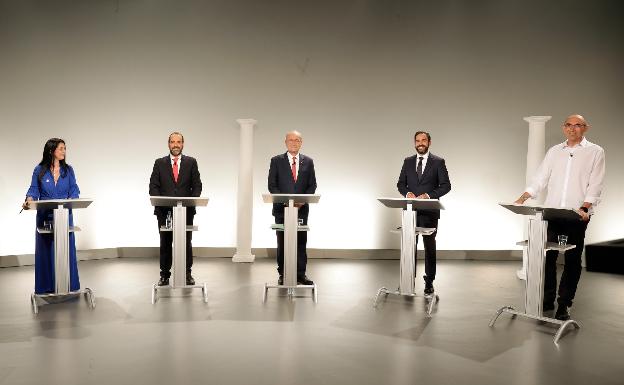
left=414, top=131, right=431, bottom=141
left=168, top=131, right=184, bottom=143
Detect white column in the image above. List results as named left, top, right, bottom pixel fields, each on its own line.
left=232, top=118, right=257, bottom=263
left=517, top=116, right=550, bottom=279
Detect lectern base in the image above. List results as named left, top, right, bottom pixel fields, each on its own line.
left=30, top=287, right=96, bottom=314
left=152, top=282, right=208, bottom=304
left=489, top=305, right=581, bottom=344
left=262, top=282, right=317, bottom=303
left=373, top=286, right=439, bottom=316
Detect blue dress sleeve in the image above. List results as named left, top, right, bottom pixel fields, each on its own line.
left=26, top=166, right=41, bottom=200
left=67, top=166, right=80, bottom=199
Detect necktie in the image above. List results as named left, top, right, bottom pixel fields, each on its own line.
left=291, top=157, right=297, bottom=182
left=417, top=156, right=423, bottom=179
left=173, top=156, right=179, bottom=183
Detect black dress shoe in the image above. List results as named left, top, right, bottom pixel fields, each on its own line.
left=278, top=275, right=284, bottom=285
left=186, top=274, right=195, bottom=286
left=297, top=275, right=314, bottom=285
left=158, top=277, right=169, bottom=286
left=424, top=282, right=434, bottom=296
left=555, top=305, right=571, bottom=321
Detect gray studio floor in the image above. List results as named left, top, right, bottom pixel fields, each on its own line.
left=0, top=257, right=623, bottom=385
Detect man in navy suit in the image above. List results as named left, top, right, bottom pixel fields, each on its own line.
left=397, top=131, right=451, bottom=295
left=268, top=130, right=317, bottom=285
left=149, top=132, right=202, bottom=286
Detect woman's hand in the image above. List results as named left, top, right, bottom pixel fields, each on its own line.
left=22, top=197, right=33, bottom=210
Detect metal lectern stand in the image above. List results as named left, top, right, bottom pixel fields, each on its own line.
left=150, top=196, right=209, bottom=304
left=262, top=193, right=320, bottom=303
left=489, top=203, right=581, bottom=344
left=373, top=198, right=444, bottom=316
left=27, top=198, right=95, bottom=314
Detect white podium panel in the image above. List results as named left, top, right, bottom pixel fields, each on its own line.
left=373, top=198, right=443, bottom=316
left=26, top=198, right=95, bottom=314
left=150, top=196, right=209, bottom=304
left=489, top=203, right=581, bottom=344
left=262, top=194, right=320, bottom=303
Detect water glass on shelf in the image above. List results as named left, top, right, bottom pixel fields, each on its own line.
left=165, top=211, right=172, bottom=229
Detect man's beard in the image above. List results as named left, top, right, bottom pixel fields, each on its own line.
left=416, top=145, right=428, bottom=155
left=170, top=148, right=182, bottom=156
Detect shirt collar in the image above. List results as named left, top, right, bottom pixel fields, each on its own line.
left=562, top=137, right=589, bottom=149
left=416, top=151, right=429, bottom=160
left=170, top=154, right=181, bottom=162
left=287, top=152, right=299, bottom=162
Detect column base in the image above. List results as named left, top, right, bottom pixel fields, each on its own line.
left=232, top=254, right=255, bottom=263
left=516, top=269, right=527, bottom=280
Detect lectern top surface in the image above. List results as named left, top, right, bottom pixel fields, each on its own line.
left=377, top=197, right=444, bottom=210
left=26, top=198, right=93, bottom=210
left=262, top=193, right=320, bottom=204
left=499, top=202, right=581, bottom=220
left=150, top=196, right=209, bottom=207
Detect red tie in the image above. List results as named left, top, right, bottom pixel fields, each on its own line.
left=173, top=156, right=179, bottom=183
left=291, top=156, right=297, bottom=182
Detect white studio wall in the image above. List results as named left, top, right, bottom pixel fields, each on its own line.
left=1, top=0, right=623, bottom=257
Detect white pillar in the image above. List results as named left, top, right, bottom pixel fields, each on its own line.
left=232, top=118, right=257, bottom=263
left=517, top=116, right=550, bottom=279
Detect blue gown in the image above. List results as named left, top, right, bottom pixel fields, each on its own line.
left=26, top=165, right=81, bottom=294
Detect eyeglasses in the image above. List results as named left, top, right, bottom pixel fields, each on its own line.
left=563, top=123, right=586, bottom=129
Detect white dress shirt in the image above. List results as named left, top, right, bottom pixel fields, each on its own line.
left=404, top=152, right=431, bottom=198
left=170, top=154, right=182, bottom=171
left=287, top=152, right=299, bottom=179
left=416, top=151, right=429, bottom=174
left=526, top=137, right=605, bottom=213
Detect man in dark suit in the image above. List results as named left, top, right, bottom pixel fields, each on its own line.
left=149, top=132, right=202, bottom=286
left=268, top=130, right=317, bottom=285
left=397, top=131, right=451, bottom=295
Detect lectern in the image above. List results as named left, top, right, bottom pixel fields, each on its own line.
left=262, top=193, right=320, bottom=303
left=150, top=196, right=209, bottom=304
left=27, top=198, right=95, bottom=314
left=373, top=198, right=443, bottom=316
left=489, top=203, right=581, bottom=344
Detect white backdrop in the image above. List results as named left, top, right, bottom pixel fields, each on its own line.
left=1, top=0, right=622, bottom=256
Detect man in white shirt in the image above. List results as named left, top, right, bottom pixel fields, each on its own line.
left=514, top=114, right=605, bottom=320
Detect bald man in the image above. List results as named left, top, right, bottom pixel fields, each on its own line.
left=268, top=131, right=317, bottom=285
left=514, top=114, right=605, bottom=320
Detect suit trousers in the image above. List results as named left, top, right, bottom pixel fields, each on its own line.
left=158, top=211, right=195, bottom=278
left=544, top=218, right=589, bottom=307
left=275, top=216, right=308, bottom=277
left=415, top=215, right=438, bottom=284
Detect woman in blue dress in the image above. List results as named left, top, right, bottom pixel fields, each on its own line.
left=23, top=138, right=81, bottom=294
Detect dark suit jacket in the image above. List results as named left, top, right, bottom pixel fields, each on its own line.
left=397, top=153, right=451, bottom=219
left=149, top=154, right=202, bottom=217
left=268, top=152, right=317, bottom=221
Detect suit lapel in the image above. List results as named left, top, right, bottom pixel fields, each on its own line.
left=177, top=155, right=187, bottom=183
left=296, top=154, right=306, bottom=186
left=420, top=154, right=435, bottom=181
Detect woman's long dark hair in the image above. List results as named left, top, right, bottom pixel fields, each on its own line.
left=38, top=138, right=69, bottom=181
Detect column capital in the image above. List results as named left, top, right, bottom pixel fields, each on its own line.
left=523, top=116, right=552, bottom=124
left=236, top=118, right=258, bottom=127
